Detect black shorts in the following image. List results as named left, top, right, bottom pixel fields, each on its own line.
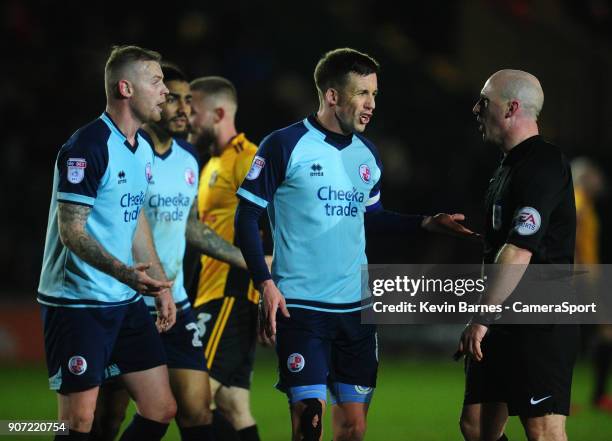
left=194, top=297, right=257, bottom=389
left=463, top=324, right=580, bottom=417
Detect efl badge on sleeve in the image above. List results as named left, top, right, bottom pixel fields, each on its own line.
left=513, top=206, right=541, bottom=235
left=246, top=156, right=265, bottom=180
left=184, top=168, right=196, bottom=186
left=359, top=164, right=371, bottom=183
left=67, top=158, right=87, bottom=184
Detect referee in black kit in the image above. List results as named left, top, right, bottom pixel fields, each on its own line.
left=457, top=70, right=578, bottom=441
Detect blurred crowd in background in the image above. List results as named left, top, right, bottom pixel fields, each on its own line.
left=2, top=0, right=612, bottom=296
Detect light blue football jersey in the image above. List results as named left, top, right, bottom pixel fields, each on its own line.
left=237, top=115, right=382, bottom=312
left=38, top=113, right=154, bottom=307
left=140, top=137, right=199, bottom=311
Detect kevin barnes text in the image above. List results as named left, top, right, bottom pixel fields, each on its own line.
left=372, top=301, right=597, bottom=314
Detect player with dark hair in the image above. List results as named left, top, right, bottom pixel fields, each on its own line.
left=458, top=70, right=578, bottom=441
left=38, top=45, right=176, bottom=441
left=235, top=47, right=475, bottom=441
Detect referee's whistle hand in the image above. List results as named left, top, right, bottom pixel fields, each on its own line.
left=260, top=279, right=290, bottom=338
left=422, top=213, right=482, bottom=240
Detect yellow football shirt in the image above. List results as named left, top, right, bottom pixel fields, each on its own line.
left=194, top=133, right=260, bottom=307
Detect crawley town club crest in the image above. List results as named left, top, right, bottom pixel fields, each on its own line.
left=68, top=355, right=87, bottom=375
left=287, top=353, right=305, bottom=373
left=185, top=168, right=196, bottom=186
left=67, top=158, right=87, bottom=184
left=359, top=164, right=371, bottom=183
left=145, top=162, right=153, bottom=183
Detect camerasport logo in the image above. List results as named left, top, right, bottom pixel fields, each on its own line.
left=68, top=355, right=87, bottom=375
left=287, top=353, right=305, bottom=373
left=185, top=168, right=196, bottom=186
left=359, top=164, right=371, bottom=183
left=513, top=207, right=541, bottom=235
left=67, top=158, right=87, bottom=184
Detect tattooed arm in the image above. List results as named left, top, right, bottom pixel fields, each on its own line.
left=57, top=202, right=172, bottom=295
left=185, top=199, right=247, bottom=270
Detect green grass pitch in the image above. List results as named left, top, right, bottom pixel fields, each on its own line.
left=1, top=349, right=610, bottom=440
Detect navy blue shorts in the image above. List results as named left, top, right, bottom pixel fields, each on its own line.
left=41, top=298, right=166, bottom=394
left=158, top=308, right=207, bottom=371
left=275, top=307, right=378, bottom=404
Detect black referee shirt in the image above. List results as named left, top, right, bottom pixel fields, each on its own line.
left=483, top=135, right=576, bottom=264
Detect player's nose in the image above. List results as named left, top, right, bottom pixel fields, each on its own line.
left=472, top=101, right=480, bottom=115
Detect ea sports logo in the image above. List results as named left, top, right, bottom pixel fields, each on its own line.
left=359, top=164, right=371, bottom=183
left=287, top=353, right=305, bottom=373
left=185, top=168, right=196, bottom=186
left=68, top=355, right=87, bottom=376
left=513, top=206, right=541, bottom=236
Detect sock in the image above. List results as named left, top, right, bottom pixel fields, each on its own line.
left=57, top=430, right=89, bottom=440
left=179, top=424, right=214, bottom=441
left=212, top=410, right=239, bottom=441
left=238, top=425, right=260, bottom=441
left=498, top=435, right=509, bottom=441
left=118, top=414, right=169, bottom=441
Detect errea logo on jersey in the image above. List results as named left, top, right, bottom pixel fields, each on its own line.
left=513, top=207, right=541, bottom=236
left=67, top=158, right=87, bottom=184
left=246, top=156, right=265, bottom=180
left=310, top=163, right=324, bottom=176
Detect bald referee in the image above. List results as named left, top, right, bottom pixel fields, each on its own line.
left=457, top=70, right=578, bottom=441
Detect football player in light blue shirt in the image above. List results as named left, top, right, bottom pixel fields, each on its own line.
left=91, top=63, right=248, bottom=441
left=236, top=48, right=475, bottom=441
left=38, top=46, right=177, bottom=441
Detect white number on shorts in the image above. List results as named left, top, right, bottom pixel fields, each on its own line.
left=185, top=322, right=203, bottom=348
left=196, top=312, right=212, bottom=338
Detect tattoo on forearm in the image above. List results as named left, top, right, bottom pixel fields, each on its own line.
left=58, top=202, right=135, bottom=285
left=186, top=203, right=246, bottom=268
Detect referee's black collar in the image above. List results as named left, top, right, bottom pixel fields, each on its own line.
left=307, top=114, right=354, bottom=149
left=502, top=135, right=540, bottom=165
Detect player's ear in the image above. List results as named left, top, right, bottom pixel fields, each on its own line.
left=214, top=107, right=225, bottom=123
left=325, top=88, right=339, bottom=106
left=117, top=79, right=132, bottom=98
left=505, top=100, right=519, bottom=118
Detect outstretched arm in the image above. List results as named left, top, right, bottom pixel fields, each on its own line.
left=185, top=200, right=247, bottom=269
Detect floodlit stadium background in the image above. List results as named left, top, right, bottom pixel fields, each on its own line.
left=1, top=1, right=612, bottom=439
